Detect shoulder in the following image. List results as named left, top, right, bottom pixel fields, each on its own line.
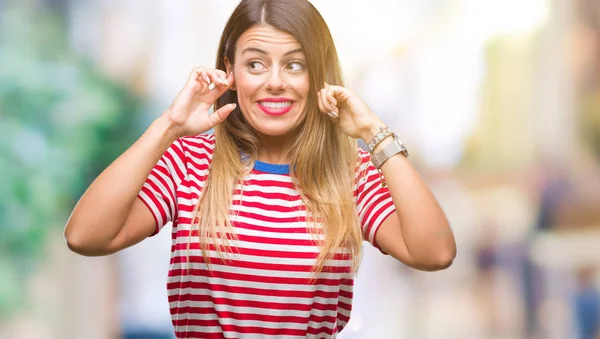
left=355, top=147, right=373, bottom=172
left=356, top=147, right=371, bottom=160
left=179, top=133, right=215, bottom=148
left=354, top=146, right=383, bottom=189
left=177, top=133, right=215, bottom=157
left=162, top=134, right=215, bottom=171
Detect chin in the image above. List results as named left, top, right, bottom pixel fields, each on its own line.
left=255, top=126, right=297, bottom=137
left=251, top=116, right=304, bottom=137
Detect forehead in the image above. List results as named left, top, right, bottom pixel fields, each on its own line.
left=236, top=25, right=302, bottom=53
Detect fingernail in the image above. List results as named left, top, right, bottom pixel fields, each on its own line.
left=203, top=75, right=210, bottom=83
left=219, top=77, right=228, bottom=86
left=208, top=83, right=216, bottom=90
left=328, top=111, right=338, bottom=118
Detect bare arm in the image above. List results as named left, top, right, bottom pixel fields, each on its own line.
left=370, top=133, right=456, bottom=271
left=64, top=67, right=236, bottom=256
left=64, top=117, right=178, bottom=256
left=317, top=83, right=456, bottom=271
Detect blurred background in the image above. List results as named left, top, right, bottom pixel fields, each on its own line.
left=1, top=0, right=600, bottom=338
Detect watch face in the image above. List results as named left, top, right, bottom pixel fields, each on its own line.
left=371, top=137, right=409, bottom=169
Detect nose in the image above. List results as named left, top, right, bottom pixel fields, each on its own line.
left=265, top=68, right=286, bottom=91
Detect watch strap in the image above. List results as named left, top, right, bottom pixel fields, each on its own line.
left=371, top=135, right=409, bottom=169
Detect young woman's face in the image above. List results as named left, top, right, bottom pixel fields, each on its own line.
left=226, top=25, right=310, bottom=140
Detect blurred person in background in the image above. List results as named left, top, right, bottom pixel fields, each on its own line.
left=63, top=0, right=456, bottom=337
left=573, top=267, right=600, bottom=339
left=523, top=160, right=571, bottom=336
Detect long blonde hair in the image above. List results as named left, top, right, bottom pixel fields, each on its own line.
left=192, top=0, right=363, bottom=275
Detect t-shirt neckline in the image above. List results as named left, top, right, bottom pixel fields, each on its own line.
left=253, top=160, right=290, bottom=175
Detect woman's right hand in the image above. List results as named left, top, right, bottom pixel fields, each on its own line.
left=164, top=67, right=236, bottom=138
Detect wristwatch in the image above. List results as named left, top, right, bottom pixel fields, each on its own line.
left=370, top=134, right=409, bottom=169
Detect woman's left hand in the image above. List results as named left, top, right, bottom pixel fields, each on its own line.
left=317, top=82, right=386, bottom=141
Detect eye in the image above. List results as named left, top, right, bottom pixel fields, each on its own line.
left=247, top=60, right=266, bottom=71
left=286, top=61, right=305, bottom=72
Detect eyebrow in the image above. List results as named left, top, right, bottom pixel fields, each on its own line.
left=241, top=47, right=304, bottom=57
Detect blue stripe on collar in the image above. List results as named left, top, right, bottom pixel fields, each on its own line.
left=253, top=160, right=290, bottom=175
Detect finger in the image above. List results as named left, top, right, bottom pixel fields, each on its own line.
left=319, top=88, right=338, bottom=119
left=215, top=69, right=230, bottom=86
left=326, top=87, right=338, bottom=108
left=217, top=69, right=235, bottom=91
left=192, top=67, right=211, bottom=85
left=184, top=68, right=211, bottom=94
left=317, top=88, right=327, bottom=113
left=210, top=71, right=235, bottom=95
left=208, top=103, right=237, bottom=128
left=205, top=70, right=232, bottom=92
left=226, top=70, right=235, bottom=90
left=320, top=87, right=337, bottom=113
left=207, top=69, right=228, bottom=87
left=325, top=85, right=351, bottom=103
left=205, top=70, right=220, bottom=89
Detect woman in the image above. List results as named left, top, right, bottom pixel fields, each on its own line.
left=64, top=0, right=456, bottom=337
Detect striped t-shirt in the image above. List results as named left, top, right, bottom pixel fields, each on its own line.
left=137, top=134, right=396, bottom=339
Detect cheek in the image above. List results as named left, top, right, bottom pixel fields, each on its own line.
left=291, top=75, right=310, bottom=99
left=234, top=73, right=262, bottom=98
left=299, top=81, right=310, bottom=102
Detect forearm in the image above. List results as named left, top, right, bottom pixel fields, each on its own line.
left=64, top=115, right=178, bottom=248
left=380, top=149, right=456, bottom=261
left=363, top=127, right=456, bottom=266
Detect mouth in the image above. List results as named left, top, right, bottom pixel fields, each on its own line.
left=257, top=100, right=294, bottom=116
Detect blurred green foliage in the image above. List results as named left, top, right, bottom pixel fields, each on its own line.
left=0, top=4, right=142, bottom=317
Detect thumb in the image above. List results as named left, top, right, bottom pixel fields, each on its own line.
left=208, top=103, right=237, bottom=129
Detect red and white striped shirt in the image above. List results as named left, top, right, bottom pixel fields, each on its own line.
left=137, top=134, right=396, bottom=339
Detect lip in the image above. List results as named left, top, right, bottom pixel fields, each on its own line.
left=257, top=98, right=295, bottom=116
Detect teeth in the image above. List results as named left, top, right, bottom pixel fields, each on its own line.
left=260, top=101, right=292, bottom=109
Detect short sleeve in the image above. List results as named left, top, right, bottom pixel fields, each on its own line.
left=137, top=138, right=187, bottom=235
left=355, top=148, right=396, bottom=252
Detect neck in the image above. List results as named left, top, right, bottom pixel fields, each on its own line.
left=256, top=133, right=296, bottom=164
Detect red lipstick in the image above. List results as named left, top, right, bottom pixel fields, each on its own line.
left=257, top=98, right=294, bottom=116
